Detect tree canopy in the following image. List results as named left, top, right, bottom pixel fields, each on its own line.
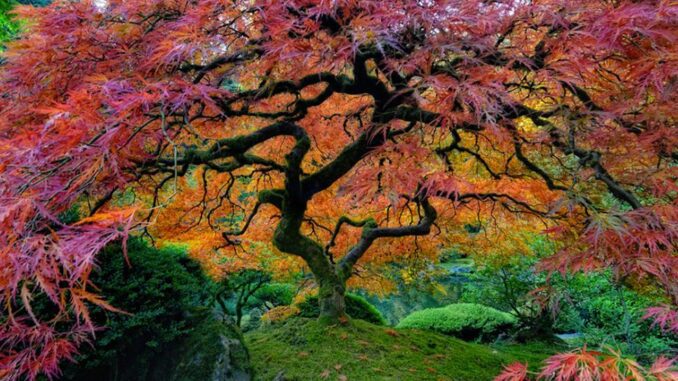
left=0, top=0, right=676, bottom=380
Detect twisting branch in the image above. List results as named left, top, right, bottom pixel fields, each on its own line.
left=513, top=141, right=568, bottom=191
left=337, top=197, right=437, bottom=281
left=436, top=129, right=502, bottom=179
left=222, top=201, right=263, bottom=245
left=325, top=216, right=375, bottom=257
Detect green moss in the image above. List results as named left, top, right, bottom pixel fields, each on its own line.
left=396, top=303, right=517, bottom=342
left=246, top=318, right=556, bottom=381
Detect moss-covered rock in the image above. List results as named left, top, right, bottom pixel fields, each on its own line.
left=157, top=318, right=252, bottom=381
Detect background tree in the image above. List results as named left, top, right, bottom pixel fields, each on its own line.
left=214, top=269, right=271, bottom=326
left=0, top=0, right=676, bottom=379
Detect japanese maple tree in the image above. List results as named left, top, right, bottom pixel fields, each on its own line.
left=0, top=0, right=676, bottom=379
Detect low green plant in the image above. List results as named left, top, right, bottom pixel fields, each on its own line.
left=242, top=282, right=296, bottom=331
left=460, top=247, right=676, bottom=362
left=396, top=303, right=517, bottom=342
left=297, top=293, right=387, bottom=325
left=252, top=282, right=296, bottom=307
left=214, top=270, right=296, bottom=330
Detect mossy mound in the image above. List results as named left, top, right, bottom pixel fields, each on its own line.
left=246, top=318, right=556, bottom=381
left=397, top=303, right=517, bottom=342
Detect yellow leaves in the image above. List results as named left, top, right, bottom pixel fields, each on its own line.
left=398, top=268, right=416, bottom=285
left=261, top=305, right=300, bottom=323
left=433, top=283, right=448, bottom=296
left=74, top=208, right=137, bottom=226
left=83, top=73, right=109, bottom=85
left=515, top=116, right=541, bottom=135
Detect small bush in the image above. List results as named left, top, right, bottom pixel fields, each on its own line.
left=396, top=303, right=516, bottom=341
left=297, top=293, right=387, bottom=325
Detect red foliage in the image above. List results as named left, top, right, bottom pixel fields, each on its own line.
left=497, top=349, right=678, bottom=381
left=643, top=306, right=678, bottom=335
left=495, top=362, right=529, bottom=381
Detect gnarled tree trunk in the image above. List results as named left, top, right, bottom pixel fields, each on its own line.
left=317, top=275, right=347, bottom=322
left=271, top=202, right=348, bottom=322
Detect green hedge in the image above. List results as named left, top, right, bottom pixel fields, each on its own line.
left=396, top=303, right=516, bottom=342
left=298, top=293, right=387, bottom=325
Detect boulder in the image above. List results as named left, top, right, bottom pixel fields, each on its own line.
left=159, top=318, right=253, bottom=381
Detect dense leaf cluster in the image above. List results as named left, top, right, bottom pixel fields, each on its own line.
left=0, top=0, right=676, bottom=379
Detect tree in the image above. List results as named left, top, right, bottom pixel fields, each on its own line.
left=214, top=269, right=271, bottom=326
left=461, top=256, right=562, bottom=341
left=0, top=1, right=675, bottom=379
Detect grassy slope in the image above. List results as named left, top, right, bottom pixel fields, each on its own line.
left=246, top=318, right=557, bottom=381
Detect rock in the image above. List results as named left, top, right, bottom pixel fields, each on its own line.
left=163, top=318, right=253, bottom=381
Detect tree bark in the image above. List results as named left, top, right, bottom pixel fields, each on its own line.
left=317, top=275, right=346, bottom=322
left=271, top=208, right=348, bottom=322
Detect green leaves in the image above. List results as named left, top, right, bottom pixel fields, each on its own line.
left=0, top=0, right=19, bottom=48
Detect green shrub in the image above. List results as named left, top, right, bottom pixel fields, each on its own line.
left=562, top=272, right=677, bottom=364
left=58, top=238, right=214, bottom=380
left=396, top=303, right=517, bottom=342
left=297, top=293, right=387, bottom=325
left=251, top=282, right=296, bottom=307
